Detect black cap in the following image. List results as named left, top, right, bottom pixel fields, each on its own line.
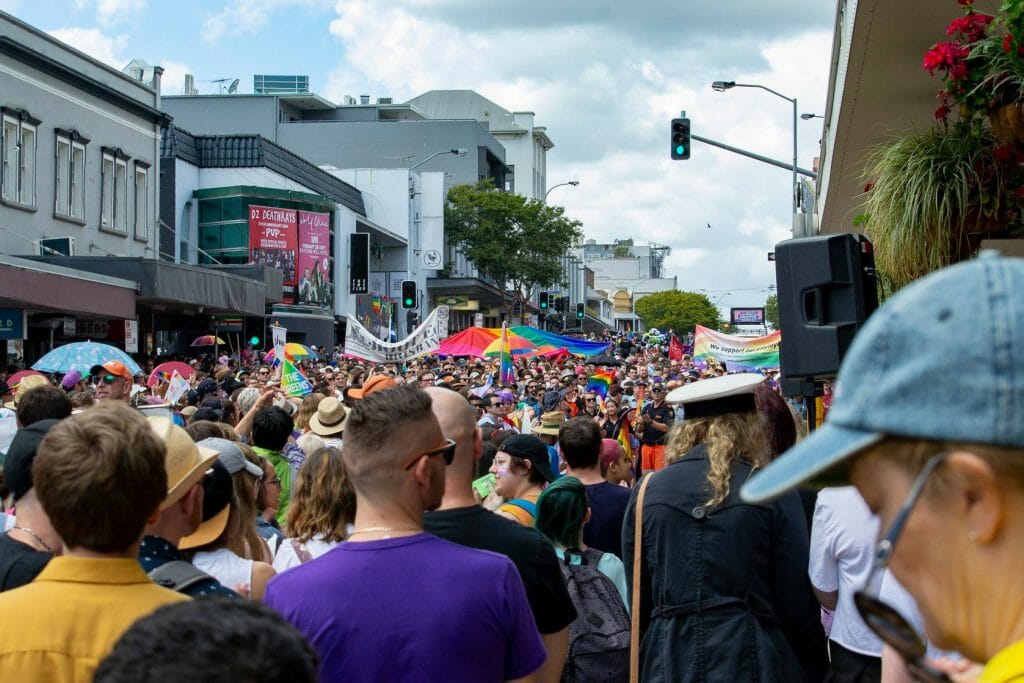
left=3, top=419, right=59, bottom=500
left=500, top=434, right=556, bottom=483
left=200, top=460, right=234, bottom=522
left=196, top=379, right=219, bottom=400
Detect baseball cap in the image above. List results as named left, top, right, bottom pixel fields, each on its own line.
left=196, top=378, right=220, bottom=400
left=3, top=419, right=59, bottom=500
left=61, top=370, right=83, bottom=391
left=499, top=434, right=556, bottom=483
left=179, top=461, right=234, bottom=550
left=198, top=437, right=264, bottom=477
left=348, top=374, right=397, bottom=400
left=742, top=252, right=1024, bottom=503
left=89, top=361, right=133, bottom=382
left=147, top=417, right=219, bottom=509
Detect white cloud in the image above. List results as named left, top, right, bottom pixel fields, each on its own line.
left=72, top=0, right=146, bottom=28
left=203, top=0, right=331, bottom=44
left=158, top=60, right=192, bottom=96
left=47, top=26, right=129, bottom=67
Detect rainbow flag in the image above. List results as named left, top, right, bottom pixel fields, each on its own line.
left=498, top=323, right=516, bottom=386
left=615, top=418, right=633, bottom=462
left=586, top=368, right=615, bottom=399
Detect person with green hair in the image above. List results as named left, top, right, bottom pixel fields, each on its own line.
left=535, top=476, right=628, bottom=610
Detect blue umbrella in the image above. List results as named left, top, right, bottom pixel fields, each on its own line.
left=32, top=341, right=142, bottom=375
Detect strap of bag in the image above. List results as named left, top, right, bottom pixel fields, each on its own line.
left=630, top=473, right=653, bottom=683
left=148, top=560, right=214, bottom=593
left=504, top=498, right=538, bottom=518
left=290, top=538, right=314, bottom=564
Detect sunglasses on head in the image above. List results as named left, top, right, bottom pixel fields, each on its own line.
left=404, top=438, right=457, bottom=470
left=91, top=374, right=120, bottom=385
left=853, top=452, right=952, bottom=683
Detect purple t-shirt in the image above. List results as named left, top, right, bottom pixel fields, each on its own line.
left=264, top=533, right=546, bottom=682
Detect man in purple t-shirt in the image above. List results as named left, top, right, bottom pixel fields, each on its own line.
left=264, top=385, right=545, bottom=682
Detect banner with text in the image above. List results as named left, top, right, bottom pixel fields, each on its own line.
left=692, top=325, right=780, bottom=370
left=249, top=205, right=298, bottom=304
left=297, top=210, right=331, bottom=306
left=344, top=307, right=443, bottom=363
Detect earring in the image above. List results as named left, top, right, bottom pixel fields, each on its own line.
left=968, top=530, right=978, bottom=542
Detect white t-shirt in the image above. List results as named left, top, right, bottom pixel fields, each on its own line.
left=879, top=572, right=958, bottom=661
left=192, top=547, right=254, bottom=594
left=808, top=486, right=883, bottom=656
left=273, top=533, right=342, bottom=574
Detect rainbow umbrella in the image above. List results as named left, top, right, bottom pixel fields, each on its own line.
left=263, top=343, right=318, bottom=362
left=147, top=361, right=196, bottom=388
left=191, top=335, right=226, bottom=347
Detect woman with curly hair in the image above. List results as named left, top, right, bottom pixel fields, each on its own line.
left=292, top=393, right=324, bottom=433
left=272, top=446, right=355, bottom=573
left=622, top=374, right=826, bottom=683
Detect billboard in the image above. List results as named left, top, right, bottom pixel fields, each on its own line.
left=249, top=205, right=298, bottom=303
left=730, top=307, right=765, bottom=325
left=297, top=210, right=331, bottom=306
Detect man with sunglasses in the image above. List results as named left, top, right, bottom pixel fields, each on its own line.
left=265, top=385, right=545, bottom=682
left=89, top=361, right=134, bottom=404
left=742, top=253, right=1024, bottom=683
left=638, top=382, right=674, bottom=474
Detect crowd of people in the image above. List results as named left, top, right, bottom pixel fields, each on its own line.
left=0, top=255, right=1022, bottom=682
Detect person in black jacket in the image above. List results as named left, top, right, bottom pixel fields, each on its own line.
left=623, top=374, right=826, bottom=682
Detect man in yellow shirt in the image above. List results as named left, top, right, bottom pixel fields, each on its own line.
left=0, top=403, right=188, bottom=681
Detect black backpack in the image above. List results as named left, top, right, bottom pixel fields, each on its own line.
left=558, top=548, right=631, bottom=683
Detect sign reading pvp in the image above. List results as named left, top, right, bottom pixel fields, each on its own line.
left=249, top=206, right=298, bottom=304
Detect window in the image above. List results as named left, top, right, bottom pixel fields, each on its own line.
left=54, top=130, right=88, bottom=221
left=101, top=147, right=130, bottom=233
left=134, top=161, right=149, bottom=240
left=1, top=109, right=39, bottom=208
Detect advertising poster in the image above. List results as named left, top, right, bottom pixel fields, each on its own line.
left=249, top=205, right=298, bottom=303
left=297, top=210, right=331, bottom=306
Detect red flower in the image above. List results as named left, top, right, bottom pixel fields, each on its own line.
left=995, top=145, right=1014, bottom=162
left=935, top=105, right=951, bottom=120
left=1006, top=34, right=1014, bottom=53
left=957, top=0, right=973, bottom=5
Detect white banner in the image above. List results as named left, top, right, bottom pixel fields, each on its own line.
left=124, top=319, right=138, bottom=353
left=345, top=307, right=443, bottom=363
left=271, top=324, right=287, bottom=362
left=435, top=305, right=450, bottom=340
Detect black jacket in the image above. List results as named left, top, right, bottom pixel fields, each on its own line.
left=622, top=445, right=827, bottom=682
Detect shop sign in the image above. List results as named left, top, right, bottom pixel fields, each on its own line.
left=125, top=320, right=139, bottom=353
left=77, top=319, right=110, bottom=339
left=0, top=309, right=25, bottom=340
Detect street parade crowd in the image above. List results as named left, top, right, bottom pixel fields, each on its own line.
left=3, top=256, right=1024, bottom=682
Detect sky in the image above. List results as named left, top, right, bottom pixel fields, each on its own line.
left=2, top=0, right=836, bottom=317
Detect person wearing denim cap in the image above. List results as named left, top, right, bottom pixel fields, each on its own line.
left=741, top=252, right=1024, bottom=682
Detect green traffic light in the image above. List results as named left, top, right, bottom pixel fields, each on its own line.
left=675, top=145, right=685, bottom=156
left=404, top=298, right=414, bottom=307
left=249, top=336, right=260, bottom=346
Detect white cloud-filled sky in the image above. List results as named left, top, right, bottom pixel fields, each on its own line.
left=7, top=0, right=836, bottom=314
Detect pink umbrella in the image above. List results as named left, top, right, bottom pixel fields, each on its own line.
left=147, top=361, right=196, bottom=387
left=6, top=369, right=46, bottom=387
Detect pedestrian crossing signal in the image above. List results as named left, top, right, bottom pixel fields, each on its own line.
left=671, top=118, right=690, bottom=160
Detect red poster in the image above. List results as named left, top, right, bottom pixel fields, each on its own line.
left=297, top=210, right=331, bottom=306
left=249, top=205, right=298, bottom=303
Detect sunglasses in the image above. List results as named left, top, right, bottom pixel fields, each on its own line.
left=853, top=452, right=951, bottom=683
left=403, top=438, right=457, bottom=470
left=91, top=374, right=120, bottom=385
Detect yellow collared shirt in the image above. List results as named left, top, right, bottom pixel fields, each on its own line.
left=982, top=639, right=1024, bottom=683
left=0, top=555, right=188, bottom=682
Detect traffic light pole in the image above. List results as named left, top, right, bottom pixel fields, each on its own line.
left=691, top=133, right=817, bottom=178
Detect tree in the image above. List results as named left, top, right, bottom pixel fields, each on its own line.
left=612, top=245, right=631, bottom=257
left=765, top=293, right=780, bottom=330
left=634, top=290, right=719, bottom=335
left=445, top=180, right=583, bottom=316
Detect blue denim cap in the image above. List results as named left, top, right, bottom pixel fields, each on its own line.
left=741, top=251, right=1024, bottom=503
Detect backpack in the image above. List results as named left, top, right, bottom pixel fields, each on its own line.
left=148, top=560, right=215, bottom=593
left=558, top=548, right=631, bottom=683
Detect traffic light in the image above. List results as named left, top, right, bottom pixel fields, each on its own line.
left=539, top=292, right=549, bottom=311
left=249, top=336, right=260, bottom=347
left=401, top=280, right=416, bottom=309
left=671, top=117, right=691, bottom=160
left=576, top=303, right=585, bottom=320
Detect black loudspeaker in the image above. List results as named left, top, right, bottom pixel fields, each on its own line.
left=775, top=233, right=879, bottom=381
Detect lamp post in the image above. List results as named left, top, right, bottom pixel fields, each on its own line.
left=711, top=80, right=798, bottom=216
left=800, top=113, right=823, bottom=120
left=544, top=180, right=580, bottom=203
left=409, top=148, right=467, bottom=171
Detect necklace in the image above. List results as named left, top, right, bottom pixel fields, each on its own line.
left=348, top=526, right=422, bottom=537
left=11, top=525, right=53, bottom=553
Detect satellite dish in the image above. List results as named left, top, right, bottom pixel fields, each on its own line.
left=228, top=78, right=239, bottom=94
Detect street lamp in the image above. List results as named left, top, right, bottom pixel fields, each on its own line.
left=409, top=148, right=467, bottom=170
left=544, top=180, right=580, bottom=203
left=711, top=80, right=799, bottom=216
left=800, top=113, right=823, bottom=120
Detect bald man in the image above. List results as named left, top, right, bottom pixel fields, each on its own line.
left=424, top=387, right=577, bottom=683
left=266, top=385, right=545, bottom=682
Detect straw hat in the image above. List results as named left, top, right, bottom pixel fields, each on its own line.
left=6, top=375, right=49, bottom=409
left=308, top=397, right=347, bottom=437
left=532, top=411, right=566, bottom=436
left=146, top=416, right=219, bottom=510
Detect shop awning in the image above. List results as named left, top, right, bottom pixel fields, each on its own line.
left=0, top=255, right=137, bottom=318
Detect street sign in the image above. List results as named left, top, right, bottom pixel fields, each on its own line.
left=0, top=309, right=25, bottom=340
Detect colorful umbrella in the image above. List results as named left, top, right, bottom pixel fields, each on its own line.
left=147, top=361, right=196, bottom=388
left=32, top=341, right=142, bottom=375
left=483, top=332, right=536, bottom=357
left=191, top=335, right=226, bottom=347
left=437, top=328, right=501, bottom=357
left=263, top=343, right=318, bottom=362
left=6, top=369, right=46, bottom=386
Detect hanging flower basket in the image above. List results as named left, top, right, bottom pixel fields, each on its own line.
left=988, top=103, right=1024, bottom=146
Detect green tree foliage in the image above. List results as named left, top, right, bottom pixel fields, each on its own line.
left=765, top=293, right=780, bottom=329
left=445, top=180, right=583, bottom=313
left=634, top=290, right=720, bottom=335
